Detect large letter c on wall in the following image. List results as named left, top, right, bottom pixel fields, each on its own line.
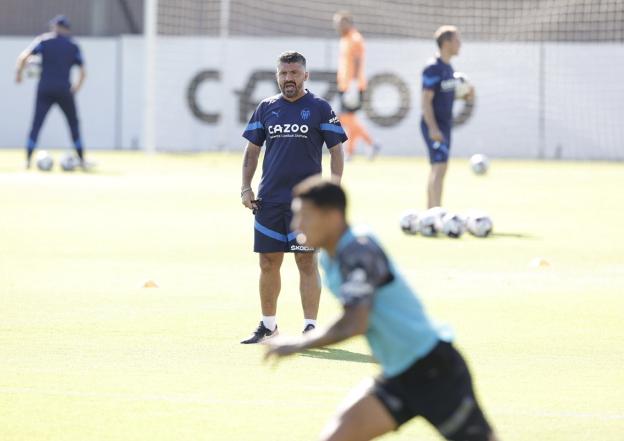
left=187, top=70, right=221, bottom=124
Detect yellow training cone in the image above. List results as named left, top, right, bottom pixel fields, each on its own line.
left=529, top=257, right=550, bottom=268
left=143, top=280, right=158, bottom=288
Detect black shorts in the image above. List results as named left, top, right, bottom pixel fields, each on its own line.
left=339, top=91, right=364, bottom=113
left=420, top=119, right=452, bottom=164
left=254, top=201, right=314, bottom=253
left=372, top=341, right=493, bottom=441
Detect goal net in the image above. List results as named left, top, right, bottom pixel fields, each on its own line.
left=145, top=0, right=624, bottom=159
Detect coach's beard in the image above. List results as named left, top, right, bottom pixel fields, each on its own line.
left=281, top=81, right=298, bottom=98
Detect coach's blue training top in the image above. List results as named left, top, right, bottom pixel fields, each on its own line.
left=30, top=33, right=83, bottom=91
left=421, top=57, right=455, bottom=131
left=243, top=91, right=347, bottom=204
left=319, top=226, right=452, bottom=377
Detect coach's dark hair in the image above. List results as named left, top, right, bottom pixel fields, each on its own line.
left=435, top=25, right=458, bottom=48
left=293, top=176, right=346, bottom=215
left=277, top=51, right=307, bottom=68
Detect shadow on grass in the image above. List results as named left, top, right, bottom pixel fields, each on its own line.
left=488, top=231, right=536, bottom=239
left=300, top=347, right=377, bottom=364
left=413, top=231, right=536, bottom=240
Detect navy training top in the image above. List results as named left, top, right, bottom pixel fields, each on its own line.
left=421, top=57, right=455, bottom=131
left=30, top=33, right=83, bottom=91
left=243, top=90, right=347, bottom=204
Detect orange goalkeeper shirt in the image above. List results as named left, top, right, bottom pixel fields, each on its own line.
left=337, top=29, right=367, bottom=92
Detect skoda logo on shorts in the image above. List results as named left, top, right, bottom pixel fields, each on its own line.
left=300, top=108, right=311, bottom=121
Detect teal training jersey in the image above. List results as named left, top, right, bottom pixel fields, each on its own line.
left=319, top=226, right=452, bottom=377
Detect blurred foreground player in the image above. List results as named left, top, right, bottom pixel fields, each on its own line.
left=333, top=11, right=380, bottom=161
left=15, top=15, right=89, bottom=170
left=266, top=177, right=498, bottom=441
left=421, top=25, right=473, bottom=207
left=240, top=51, right=346, bottom=343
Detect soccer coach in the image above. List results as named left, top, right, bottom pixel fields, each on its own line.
left=15, top=15, right=87, bottom=169
left=240, top=51, right=346, bottom=344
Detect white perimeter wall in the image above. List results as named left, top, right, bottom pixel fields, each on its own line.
left=1, top=36, right=622, bottom=159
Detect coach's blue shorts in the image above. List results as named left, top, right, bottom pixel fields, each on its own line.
left=254, top=201, right=314, bottom=253
left=420, top=120, right=452, bottom=164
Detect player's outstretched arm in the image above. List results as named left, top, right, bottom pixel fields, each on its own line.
left=15, top=50, right=29, bottom=84
left=264, top=302, right=369, bottom=360
left=241, top=142, right=261, bottom=210
left=15, top=38, right=40, bottom=84
left=329, top=143, right=344, bottom=184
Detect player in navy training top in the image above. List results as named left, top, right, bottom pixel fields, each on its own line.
left=266, top=177, right=498, bottom=441
left=239, top=51, right=346, bottom=344
left=15, top=15, right=87, bottom=169
left=421, top=26, right=473, bottom=208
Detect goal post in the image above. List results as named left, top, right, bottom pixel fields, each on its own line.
left=142, top=0, right=157, bottom=154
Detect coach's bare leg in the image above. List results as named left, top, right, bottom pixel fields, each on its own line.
left=320, top=380, right=396, bottom=441
left=259, top=252, right=284, bottom=316
left=427, top=162, right=448, bottom=208
left=295, top=252, right=321, bottom=320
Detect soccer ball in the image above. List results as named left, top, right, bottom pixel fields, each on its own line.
left=399, top=210, right=420, bottom=235
left=466, top=213, right=493, bottom=238
left=454, top=72, right=472, bottom=100
left=60, top=152, right=79, bottom=171
left=25, top=54, right=41, bottom=78
left=470, top=154, right=489, bottom=175
left=441, top=213, right=466, bottom=238
left=418, top=210, right=438, bottom=237
left=35, top=150, right=53, bottom=171
left=428, top=206, right=448, bottom=232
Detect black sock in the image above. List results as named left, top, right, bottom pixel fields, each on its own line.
left=27, top=138, right=36, bottom=162
left=74, top=139, right=84, bottom=161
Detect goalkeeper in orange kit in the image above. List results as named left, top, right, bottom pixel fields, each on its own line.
left=333, top=11, right=381, bottom=161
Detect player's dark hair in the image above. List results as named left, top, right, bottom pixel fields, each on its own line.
left=435, top=25, right=458, bottom=48
left=294, top=176, right=346, bottom=215
left=277, top=51, right=307, bottom=68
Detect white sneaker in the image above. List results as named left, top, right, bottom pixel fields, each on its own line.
left=368, top=143, right=381, bottom=161
left=79, top=159, right=96, bottom=171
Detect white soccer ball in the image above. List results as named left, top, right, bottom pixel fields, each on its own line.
left=470, top=154, right=489, bottom=175
left=454, top=72, right=472, bottom=100
left=441, top=213, right=466, bottom=238
left=418, top=211, right=438, bottom=237
left=35, top=150, right=53, bottom=171
left=466, top=213, right=493, bottom=238
left=399, top=210, right=420, bottom=235
left=426, top=206, right=447, bottom=232
left=25, top=54, right=41, bottom=78
left=60, top=152, right=79, bottom=172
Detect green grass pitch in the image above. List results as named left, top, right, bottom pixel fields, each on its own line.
left=0, top=150, right=623, bottom=440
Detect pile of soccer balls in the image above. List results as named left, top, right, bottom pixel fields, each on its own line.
left=400, top=207, right=493, bottom=238
left=35, top=150, right=80, bottom=172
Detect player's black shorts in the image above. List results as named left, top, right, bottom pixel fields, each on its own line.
left=420, top=119, right=452, bottom=164
left=372, top=341, right=493, bottom=441
left=254, top=201, right=314, bottom=253
left=338, top=91, right=364, bottom=113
